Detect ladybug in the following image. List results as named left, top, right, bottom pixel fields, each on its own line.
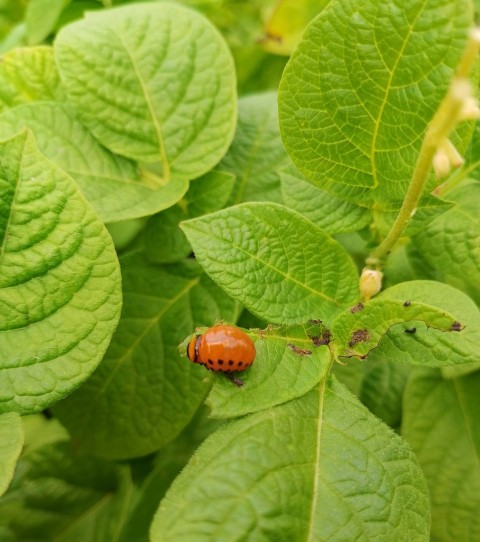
left=187, top=325, right=255, bottom=385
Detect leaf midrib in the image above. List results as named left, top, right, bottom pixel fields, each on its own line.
left=111, top=28, right=170, bottom=181
left=306, top=378, right=326, bottom=542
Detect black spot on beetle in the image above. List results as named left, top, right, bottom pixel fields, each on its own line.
left=217, top=359, right=224, bottom=365
left=238, top=361, right=243, bottom=367
left=404, top=327, right=416, bottom=334
left=208, top=359, right=214, bottom=365
left=228, top=360, right=234, bottom=366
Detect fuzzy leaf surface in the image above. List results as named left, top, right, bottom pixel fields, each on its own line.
left=55, top=2, right=236, bottom=179
left=182, top=203, right=359, bottom=325
left=278, top=0, right=472, bottom=206
left=0, top=102, right=188, bottom=222
left=0, top=132, right=122, bottom=414
left=152, top=377, right=430, bottom=541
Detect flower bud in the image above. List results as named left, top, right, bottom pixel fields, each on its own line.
left=359, top=268, right=383, bottom=301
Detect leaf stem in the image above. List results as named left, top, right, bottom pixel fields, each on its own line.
left=367, top=31, right=480, bottom=267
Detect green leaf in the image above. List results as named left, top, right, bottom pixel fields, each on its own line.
left=53, top=255, right=238, bottom=459
left=332, top=296, right=461, bottom=360
left=280, top=164, right=371, bottom=234
left=0, top=413, right=23, bottom=497
left=206, top=322, right=331, bottom=418
left=143, top=170, right=235, bottom=265
left=403, top=370, right=480, bottom=542
left=335, top=357, right=411, bottom=428
left=0, top=131, right=122, bottom=414
left=182, top=203, right=359, bottom=325
left=0, top=441, right=134, bottom=541
left=261, top=0, right=329, bottom=55
left=152, top=377, right=430, bottom=541
left=0, top=102, right=189, bottom=222
left=367, top=281, right=480, bottom=368
left=278, top=0, right=472, bottom=206
left=218, top=92, right=289, bottom=204
left=55, top=2, right=237, bottom=180
left=0, top=46, right=66, bottom=111
left=26, top=0, right=70, bottom=45
left=413, top=181, right=480, bottom=306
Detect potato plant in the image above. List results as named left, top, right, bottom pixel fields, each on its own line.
left=0, top=1, right=479, bottom=541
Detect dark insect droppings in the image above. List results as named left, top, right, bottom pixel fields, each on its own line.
left=403, top=301, right=411, bottom=307
left=404, top=327, right=416, bottom=334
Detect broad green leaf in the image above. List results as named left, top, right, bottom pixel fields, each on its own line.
left=278, top=0, right=472, bottom=206
left=118, top=406, right=225, bottom=542
left=206, top=322, right=331, bottom=418
left=0, top=102, right=189, bottom=222
left=413, top=181, right=480, bottom=305
left=0, top=46, right=66, bottom=111
left=0, top=441, right=134, bottom=541
left=26, top=0, right=70, bottom=44
left=144, top=170, right=235, bottom=264
left=152, top=377, right=430, bottom=541
left=335, top=357, right=411, bottom=428
left=218, top=92, right=289, bottom=204
left=53, top=255, right=238, bottom=459
left=403, top=370, right=480, bottom=542
left=182, top=203, right=360, bottom=325
left=332, top=297, right=461, bottom=360
left=0, top=131, right=122, bottom=414
left=280, top=164, right=371, bottom=234
left=0, top=413, right=23, bottom=497
left=55, top=2, right=237, bottom=180
left=0, top=23, right=27, bottom=56
left=260, top=0, right=328, bottom=55
left=366, top=281, right=480, bottom=368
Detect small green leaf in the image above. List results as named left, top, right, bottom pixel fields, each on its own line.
left=335, top=357, right=411, bottom=428
left=53, top=255, right=238, bottom=459
left=413, top=181, right=480, bottom=305
left=55, top=2, right=237, bottom=179
left=143, top=170, right=235, bottom=265
left=206, top=322, right=331, bottom=418
left=280, top=164, right=371, bottom=234
left=0, top=46, right=66, bottom=111
left=218, top=92, right=289, bottom=204
left=278, top=0, right=472, bottom=206
left=332, top=297, right=460, bottom=360
left=0, top=412, right=23, bottom=497
left=0, top=441, right=134, bottom=541
left=0, top=102, right=189, bottom=222
left=0, top=131, right=122, bottom=414
left=403, top=370, right=480, bottom=542
left=152, top=377, right=430, bottom=541
left=369, top=281, right=480, bottom=368
left=182, top=203, right=359, bottom=325
left=26, top=0, right=70, bottom=45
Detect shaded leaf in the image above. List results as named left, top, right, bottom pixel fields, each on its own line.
left=0, top=413, right=23, bottom=497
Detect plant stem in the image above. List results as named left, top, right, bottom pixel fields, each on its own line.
left=367, top=31, right=480, bottom=267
